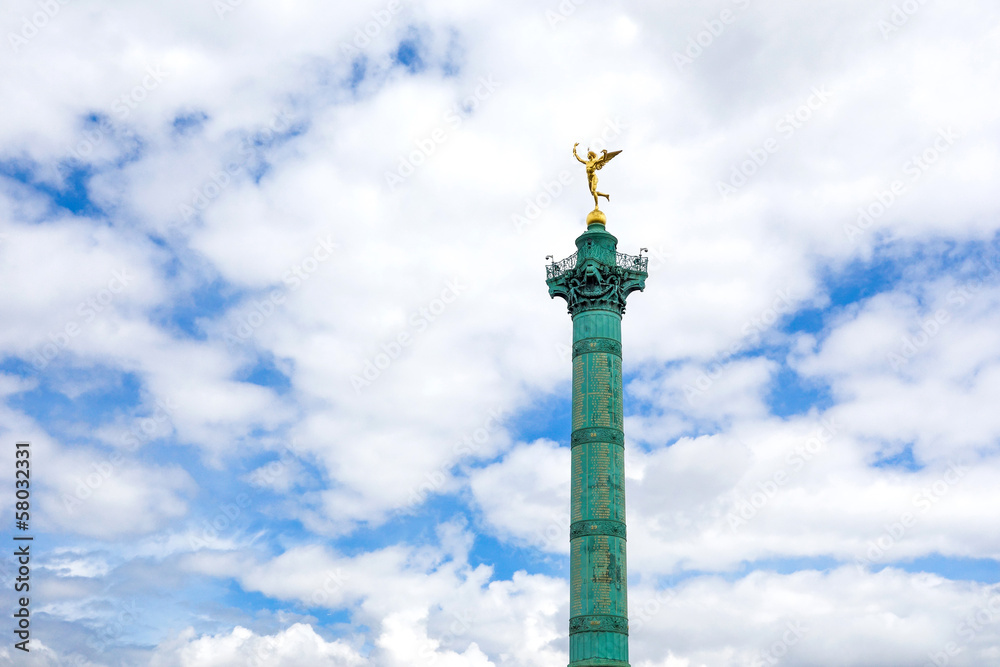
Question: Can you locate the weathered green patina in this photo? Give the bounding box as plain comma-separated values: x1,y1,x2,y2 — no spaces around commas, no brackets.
547,220,647,667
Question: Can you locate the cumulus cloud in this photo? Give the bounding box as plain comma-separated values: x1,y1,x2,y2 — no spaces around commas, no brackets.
149,623,366,667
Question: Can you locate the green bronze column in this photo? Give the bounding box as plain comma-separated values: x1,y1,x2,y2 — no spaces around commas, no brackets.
547,210,647,667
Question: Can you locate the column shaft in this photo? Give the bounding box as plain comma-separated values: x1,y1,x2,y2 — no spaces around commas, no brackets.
569,308,629,667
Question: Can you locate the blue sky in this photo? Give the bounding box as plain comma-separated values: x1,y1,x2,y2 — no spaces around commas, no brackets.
1,1,1000,665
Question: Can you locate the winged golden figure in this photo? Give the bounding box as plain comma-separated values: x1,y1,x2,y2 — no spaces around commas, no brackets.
574,143,622,210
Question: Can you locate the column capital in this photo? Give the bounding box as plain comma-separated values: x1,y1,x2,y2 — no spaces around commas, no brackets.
546,225,647,317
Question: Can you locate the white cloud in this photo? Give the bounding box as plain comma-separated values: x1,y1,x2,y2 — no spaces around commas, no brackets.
180,523,568,666
39,439,196,538
793,277,1000,462
469,439,570,552
150,623,366,667
630,568,1000,667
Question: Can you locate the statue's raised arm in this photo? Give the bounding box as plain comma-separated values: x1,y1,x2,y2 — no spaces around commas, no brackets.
572,142,587,165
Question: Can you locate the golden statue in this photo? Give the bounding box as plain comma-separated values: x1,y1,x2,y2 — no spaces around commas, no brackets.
574,143,622,211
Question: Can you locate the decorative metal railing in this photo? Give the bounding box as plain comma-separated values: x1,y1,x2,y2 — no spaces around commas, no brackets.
616,252,648,274
547,250,648,280
547,252,578,280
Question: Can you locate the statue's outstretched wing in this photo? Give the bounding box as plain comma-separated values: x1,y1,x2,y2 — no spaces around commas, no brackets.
594,149,622,170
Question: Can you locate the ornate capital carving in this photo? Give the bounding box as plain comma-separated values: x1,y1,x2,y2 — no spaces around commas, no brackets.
546,226,647,317
548,263,646,316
